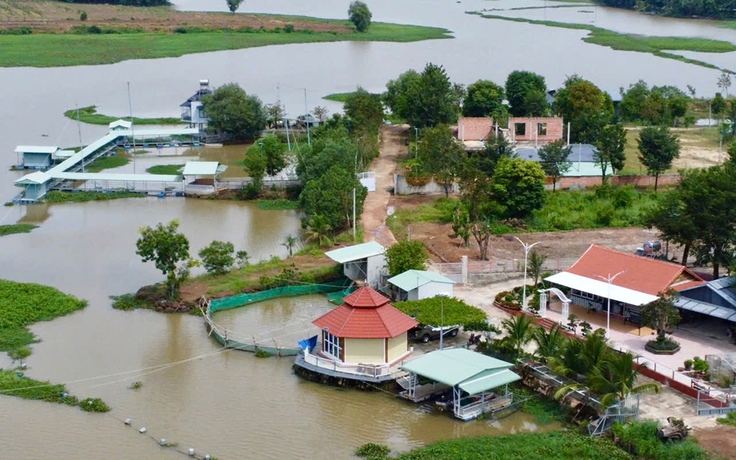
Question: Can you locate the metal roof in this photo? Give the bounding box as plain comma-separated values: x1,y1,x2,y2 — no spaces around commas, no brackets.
387,270,455,292
15,171,50,185
109,120,132,130
14,146,59,154
401,348,519,395
675,297,736,323
54,172,181,183
126,127,198,137
545,271,659,306
325,241,385,264
182,161,220,176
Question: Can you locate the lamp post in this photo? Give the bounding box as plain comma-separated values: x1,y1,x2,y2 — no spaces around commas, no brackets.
438,292,450,350
596,270,626,337
514,237,541,309
414,127,419,158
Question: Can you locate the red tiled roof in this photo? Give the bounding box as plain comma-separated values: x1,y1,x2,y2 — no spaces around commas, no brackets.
566,244,705,296
457,117,494,141
313,286,418,338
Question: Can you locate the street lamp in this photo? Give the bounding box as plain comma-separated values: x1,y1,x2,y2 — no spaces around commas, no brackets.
414,127,419,158
596,270,627,337
514,237,541,309
438,292,450,350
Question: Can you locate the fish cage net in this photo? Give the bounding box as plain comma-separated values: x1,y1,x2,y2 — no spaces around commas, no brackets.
706,354,736,385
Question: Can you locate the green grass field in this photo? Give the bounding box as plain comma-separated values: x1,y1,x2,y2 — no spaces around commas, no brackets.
0,21,452,67
146,164,183,175
474,14,734,71
85,155,129,172
64,106,180,126
44,191,145,203
0,224,37,237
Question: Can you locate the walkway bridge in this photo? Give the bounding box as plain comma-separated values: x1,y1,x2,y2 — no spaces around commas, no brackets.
13,125,199,203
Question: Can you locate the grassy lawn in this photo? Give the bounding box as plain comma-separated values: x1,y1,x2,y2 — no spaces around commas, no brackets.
473,14,734,71
146,164,183,175
387,198,457,240
0,224,37,237
85,155,129,172
0,21,452,67
620,127,722,175
64,106,180,126
44,191,146,203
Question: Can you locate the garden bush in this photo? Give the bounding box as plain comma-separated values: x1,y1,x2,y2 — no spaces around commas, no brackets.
612,421,710,460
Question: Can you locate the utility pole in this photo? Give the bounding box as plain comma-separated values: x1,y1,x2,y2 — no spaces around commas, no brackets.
352,187,356,241
76,104,84,173
127,82,136,174
304,88,311,147
596,270,627,337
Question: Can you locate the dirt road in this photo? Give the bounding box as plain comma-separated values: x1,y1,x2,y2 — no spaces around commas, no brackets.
360,125,408,247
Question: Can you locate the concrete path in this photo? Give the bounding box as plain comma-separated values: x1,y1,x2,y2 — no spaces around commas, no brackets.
360,125,405,247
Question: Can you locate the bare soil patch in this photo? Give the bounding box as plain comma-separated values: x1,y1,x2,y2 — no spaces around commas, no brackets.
0,0,350,33
693,425,736,459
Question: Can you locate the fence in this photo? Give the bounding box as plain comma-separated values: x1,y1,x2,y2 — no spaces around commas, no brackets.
433,257,578,284
394,174,460,196
218,178,302,190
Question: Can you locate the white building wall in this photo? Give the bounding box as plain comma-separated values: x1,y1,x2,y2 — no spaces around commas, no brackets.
366,254,387,288
418,282,454,300
407,289,419,301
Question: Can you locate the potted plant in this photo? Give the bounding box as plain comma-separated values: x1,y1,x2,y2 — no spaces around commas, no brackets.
684,359,693,371
580,321,593,337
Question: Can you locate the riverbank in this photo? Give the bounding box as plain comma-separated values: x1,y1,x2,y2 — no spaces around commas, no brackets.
0,223,37,236
64,106,180,126
0,1,452,67
471,13,735,72
44,191,146,204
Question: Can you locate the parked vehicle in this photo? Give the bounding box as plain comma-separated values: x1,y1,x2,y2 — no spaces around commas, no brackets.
410,325,460,343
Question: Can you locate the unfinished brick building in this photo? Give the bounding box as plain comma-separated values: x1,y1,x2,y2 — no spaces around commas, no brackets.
508,117,563,146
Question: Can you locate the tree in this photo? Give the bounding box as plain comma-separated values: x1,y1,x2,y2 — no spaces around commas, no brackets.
385,240,429,277
384,70,421,118
303,214,333,247
479,133,516,176
712,92,726,115
619,80,651,123
282,235,298,257
451,203,471,248
462,79,506,118
595,124,627,184
253,134,288,177
729,141,736,163
236,250,250,268
226,0,243,13
265,101,284,129
393,63,458,128
587,352,660,406
416,125,466,197
637,126,680,192
201,83,267,142
533,324,565,363
500,314,536,361
344,87,384,135
491,157,547,219
640,290,680,341
242,144,267,192
312,106,329,123
198,241,235,275
296,133,359,183
136,220,190,299
348,1,372,32
505,70,548,117
299,166,367,231
718,71,732,98
538,139,572,192
554,75,614,144
641,189,697,265
528,249,547,286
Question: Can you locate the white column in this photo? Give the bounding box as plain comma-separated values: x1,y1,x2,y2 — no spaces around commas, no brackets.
561,301,570,324
539,291,547,317
461,255,468,285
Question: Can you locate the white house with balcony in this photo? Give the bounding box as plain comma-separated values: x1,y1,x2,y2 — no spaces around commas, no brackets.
180,80,212,131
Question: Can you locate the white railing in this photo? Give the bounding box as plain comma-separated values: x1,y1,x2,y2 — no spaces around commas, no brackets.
303,352,408,379
456,394,513,420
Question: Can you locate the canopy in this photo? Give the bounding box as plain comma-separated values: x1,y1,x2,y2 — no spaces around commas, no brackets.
325,241,385,264
675,297,736,323
401,348,519,395
545,271,658,306
15,145,58,154
182,161,220,176
387,270,455,292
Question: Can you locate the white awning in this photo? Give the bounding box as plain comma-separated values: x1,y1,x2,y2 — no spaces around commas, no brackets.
15,145,58,154
182,161,220,176
545,271,658,306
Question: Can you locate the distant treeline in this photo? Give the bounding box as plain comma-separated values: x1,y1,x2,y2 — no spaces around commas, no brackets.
596,0,736,19
59,0,169,6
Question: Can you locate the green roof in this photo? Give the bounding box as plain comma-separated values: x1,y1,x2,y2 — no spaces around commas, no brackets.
401,348,520,395
325,241,385,264
387,269,454,292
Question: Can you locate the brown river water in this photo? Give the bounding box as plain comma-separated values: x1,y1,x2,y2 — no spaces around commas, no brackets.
0,0,732,457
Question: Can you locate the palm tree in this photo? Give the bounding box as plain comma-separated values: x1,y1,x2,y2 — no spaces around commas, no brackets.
533,324,565,363
581,328,610,373
548,337,586,380
588,351,660,406
500,314,536,361
282,235,298,257
303,215,333,247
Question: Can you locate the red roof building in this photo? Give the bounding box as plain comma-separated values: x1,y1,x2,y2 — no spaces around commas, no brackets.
312,286,418,364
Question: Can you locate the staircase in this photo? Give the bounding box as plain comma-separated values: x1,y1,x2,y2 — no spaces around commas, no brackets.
536,317,559,331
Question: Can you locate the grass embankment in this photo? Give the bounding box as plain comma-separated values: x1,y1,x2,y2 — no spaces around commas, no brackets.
472,13,735,71
0,20,451,67
0,279,87,359
255,198,299,210
85,155,129,172
0,224,37,236
146,164,183,175
64,106,180,126
388,188,660,238
322,92,355,103
44,191,145,203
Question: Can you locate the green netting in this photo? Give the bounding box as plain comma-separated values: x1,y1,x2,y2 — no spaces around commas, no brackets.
326,286,357,305
209,278,352,313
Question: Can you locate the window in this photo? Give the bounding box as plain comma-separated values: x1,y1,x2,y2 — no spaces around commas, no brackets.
537,123,547,136
322,330,342,361
514,123,526,136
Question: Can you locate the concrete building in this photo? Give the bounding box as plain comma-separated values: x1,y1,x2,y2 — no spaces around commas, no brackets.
14,146,58,170
387,269,455,301
508,117,563,146
516,143,605,178
182,161,227,193
180,79,212,131
456,117,494,151
325,242,386,289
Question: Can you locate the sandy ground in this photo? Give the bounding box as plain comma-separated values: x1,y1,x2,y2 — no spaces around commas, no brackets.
0,0,350,33
360,126,404,247
693,425,736,459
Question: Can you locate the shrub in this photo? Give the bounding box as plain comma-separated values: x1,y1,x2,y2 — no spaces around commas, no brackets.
255,349,272,358
199,241,235,275
385,240,428,277
80,11,88,21
80,398,111,413
285,24,294,33
693,356,709,373
356,443,389,459
595,203,615,226
237,183,260,200
393,297,486,327
612,420,710,460
612,185,635,209
494,291,521,310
